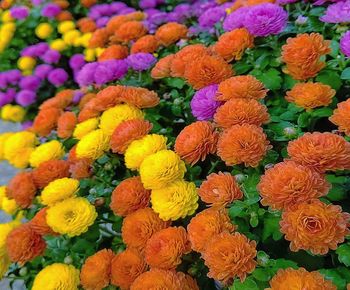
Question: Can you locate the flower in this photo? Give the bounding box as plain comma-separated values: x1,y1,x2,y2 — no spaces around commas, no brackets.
17,56,36,71
76,129,110,159
30,208,57,236
7,172,37,208
32,263,80,290
73,117,99,139
110,176,151,216
57,111,77,139
151,54,174,79
111,248,147,289
98,44,128,61
42,49,61,64
0,219,21,257
174,121,218,165
89,28,109,48
217,124,271,167
10,6,29,19
32,160,70,188
48,68,68,86
155,22,188,47
190,84,221,121
19,75,41,91
115,21,147,42
121,208,169,251
198,7,226,28
320,1,350,24
32,107,62,137
131,269,183,290
145,226,190,269
203,232,257,283
214,98,270,128
46,197,97,237
35,23,53,39
340,31,350,57
131,35,159,54
280,200,350,255
33,64,52,79
30,140,65,168
285,82,335,109
1,104,26,123
41,3,61,18
329,98,350,136
213,28,254,61
127,53,156,71
223,7,249,31
199,172,243,207
6,224,46,264
69,54,85,70
15,90,36,106
0,132,13,160
267,268,337,290
258,161,330,210
287,132,350,172
80,249,115,290
41,178,79,206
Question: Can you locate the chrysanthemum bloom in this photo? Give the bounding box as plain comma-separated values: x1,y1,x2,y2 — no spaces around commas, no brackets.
32,160,70,189
110,176,151,217
39,89,74,111
145,226,190,269
258,161,330,211
151,54,175,79
213,28,254,62
115,21,147,43
177,272,200,290
0,133,13,160
89,28,109,48
46,197,97,237
127,53,157,71
287,132,350,172
67,146,92,180
121,208,169,251
184,55,233,90
81,249,115,290
203,232,256,283
267,268,337,290
151,180,199,221
111,248,147,289
73,117,99,140
281,33,331,80
32,263,80,290
110,119,153,154
286,82,335,110
118,86,160,109
105,15,129,35
214,98,269,129
29,140,65,168
98,45,129,61
32,107,62,137
329,99,350,136
131,35,159,54
0,219,21,257
30,208,57,236
155,22,188,47
76,129,110,160
175,121,218,165
140,150,187,190
198,172,243,207
57,111,77,139
320,1,350,24
6,172,37,208
41,178,79,206
77,17,97,33
6,224,46,265
217,124,271,167
340,31,350,57
130,269,182,290
188,208,235,253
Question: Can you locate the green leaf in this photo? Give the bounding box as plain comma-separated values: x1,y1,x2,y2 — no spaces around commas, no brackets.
319,269,347,289
254,68,282,90
297,112,311,128
316,70,342,90
229,202,246,218
230,277,259,290
164,77,185,89
311,107,333,118
341,68,350,80
273,259,298,270
233,62,253,74
336,244,350,266
252,268,272,282
262,213,282,241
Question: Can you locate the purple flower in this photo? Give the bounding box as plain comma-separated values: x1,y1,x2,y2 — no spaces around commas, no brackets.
41,49,61,64
0,89,16,107
295,15,308,25
198,7,226,28
10,6,29,20
190,84,221,121
127,53,156,71
223,7,249,31
16,90,36,106
140,0,157,9
21,121,33,130
243,4,288,37
94,63,115,85
110,3,127,13
119,7,136,15
34,64,53,79
69,54,86,71
22,43,50,57
47,68,68,87
41,3,61,18
109,59,128,79
77,63,99,87
19,76,41,91
0,74,7,89
5,70,22,85
72,90,84,104
96,17,110,28
320,1,350,24
340,31,350,57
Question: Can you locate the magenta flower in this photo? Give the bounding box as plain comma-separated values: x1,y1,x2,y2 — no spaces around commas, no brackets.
10,6,29,20
126,53,156,71
34,64,53,79
48,68,68,87
19,76,41,91
41,49,61,64
69,54,86,71
340,31,350,57
16,90,36,106
320,1,350,23
41,3,61,18
198,7,226,28
223,7,249,31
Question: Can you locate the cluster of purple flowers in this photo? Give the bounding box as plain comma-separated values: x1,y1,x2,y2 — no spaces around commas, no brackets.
21,43,60,64
320,0,350,24
10,6,29,20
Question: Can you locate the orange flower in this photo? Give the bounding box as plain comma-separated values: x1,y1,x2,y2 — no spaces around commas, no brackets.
151,54,175,79
187,208,235,253
40,89,74,110
54,0,69,8
286,82,335,110
281,33,331,80
184,55,233,90
89,28,110,48
130,269,182,290
145,226,190,269
106,15,129,35
32,107,62,137
177,272,200,290
56,11,73,21
7,172,37,208
217,124,271,167
121,208,169,251
203,232,257,283
57,111,77,139
131,35,159,54
329,98,350,136
77,17,96,33
174,121,218,165
267,268,337,290
258,161,330,211
32,160,70,188
115,21,147,43
98,44,128,61
110,176,151,217
30,208,57,236
67,146,92,179
287,132,350,172
198,172,243,207
213,28,254,62
118,86,160,109
80,249,115,290
110,119,153,154
280,200,350,255
214,98,269,128
217,75,268,101
155,22,188,47
111,248,147,290
81,0,97,8
6,224,46,265
79,93,96,110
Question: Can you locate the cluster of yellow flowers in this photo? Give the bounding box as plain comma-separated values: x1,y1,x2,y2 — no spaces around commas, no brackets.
0,10,15,52
0,104,26,122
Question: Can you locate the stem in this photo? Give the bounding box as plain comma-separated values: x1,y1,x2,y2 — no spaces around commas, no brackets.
208,160,220,174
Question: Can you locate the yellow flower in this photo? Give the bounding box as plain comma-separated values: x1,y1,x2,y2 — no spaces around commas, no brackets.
100,104,144,136
2,22,16,33
35,23,53,39
73,117,99,140
0,253,10,279
124,134,167,170
50,39,67,51
63,30,81,45
0,132,13,160
41,178,79,206
95,47,105,57
84,48,96,62
151,180,199,221
1,104,25,122
76,129,109,160
80,33,92,48
32,263,80,290
46,197,97,237
58,20,75,34
0,186,5,206
0,219,20,256
1,196,18,215
140,150,187,190
17,56,36,71
2,10,13,22
29,140,65,168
